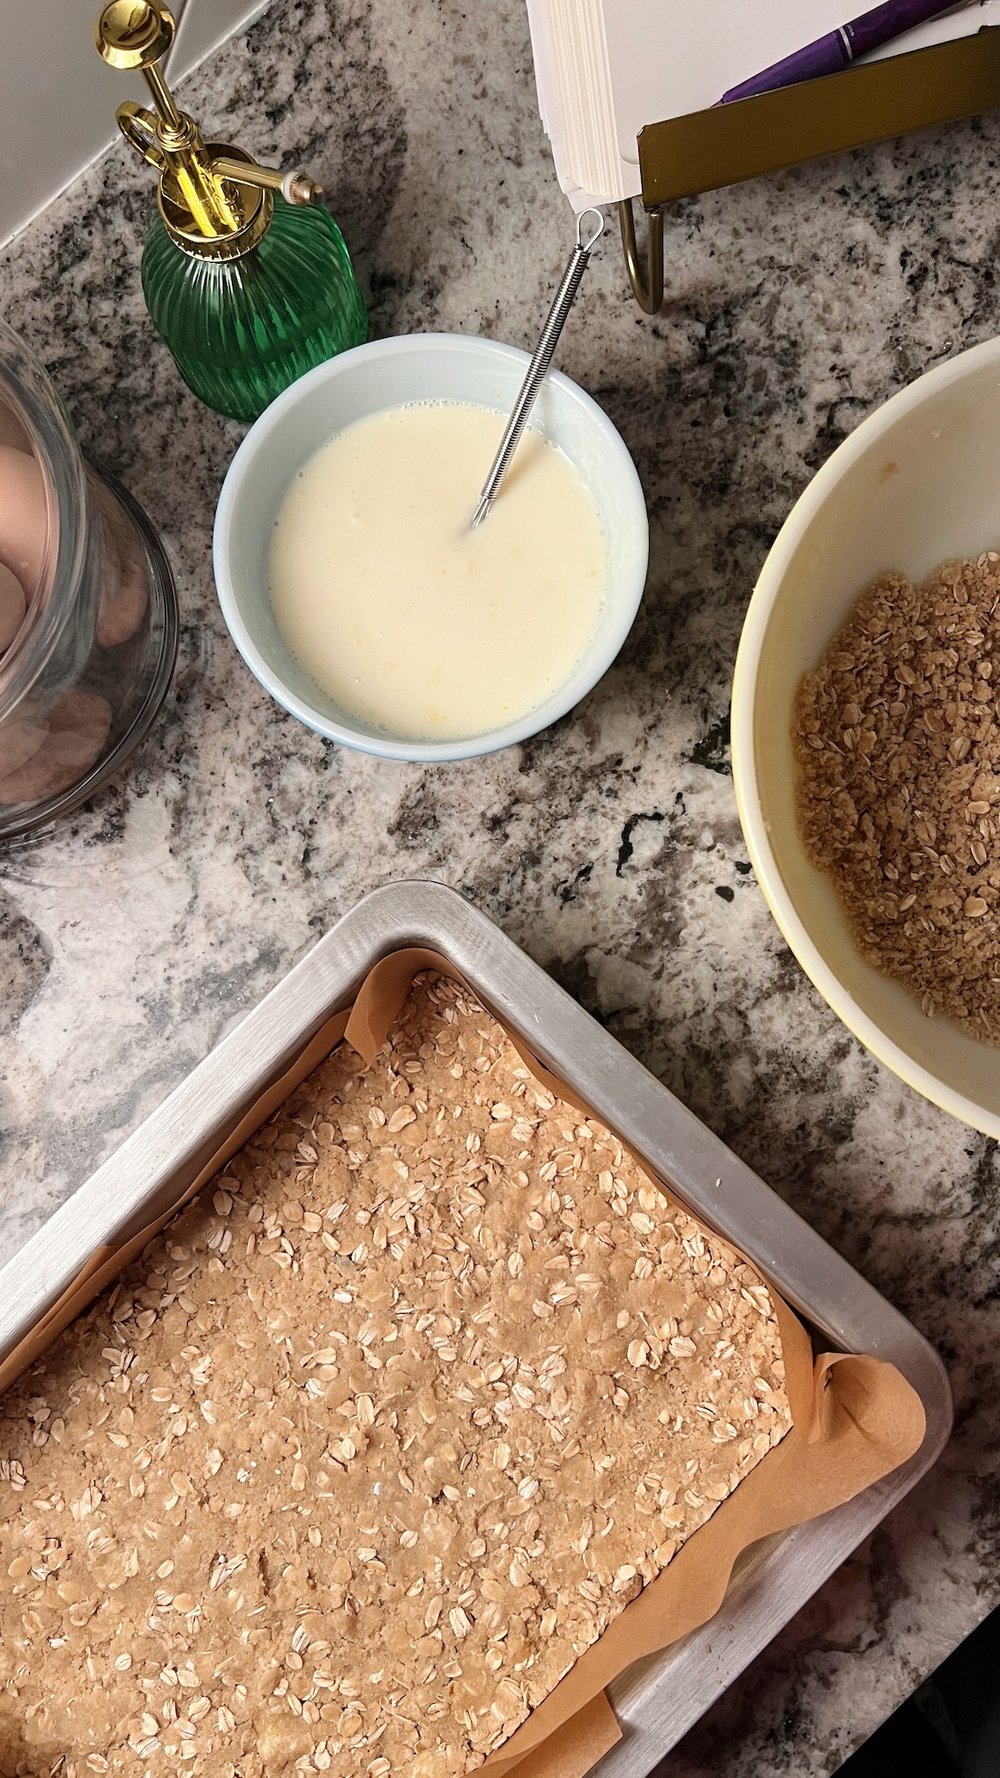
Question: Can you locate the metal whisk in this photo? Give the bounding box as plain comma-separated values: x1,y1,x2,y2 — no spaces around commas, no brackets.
471,207,605,530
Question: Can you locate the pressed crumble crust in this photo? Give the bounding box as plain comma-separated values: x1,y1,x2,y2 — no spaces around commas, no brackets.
0,974,790,1778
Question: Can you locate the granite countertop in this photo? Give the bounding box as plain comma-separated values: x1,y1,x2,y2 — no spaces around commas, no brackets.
1,1,998,1773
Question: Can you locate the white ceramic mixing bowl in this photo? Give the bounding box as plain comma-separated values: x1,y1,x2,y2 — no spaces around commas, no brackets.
733,336,1000,1137
213,333,648,763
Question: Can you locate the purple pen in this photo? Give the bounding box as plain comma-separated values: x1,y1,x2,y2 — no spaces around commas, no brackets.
721,0,968,103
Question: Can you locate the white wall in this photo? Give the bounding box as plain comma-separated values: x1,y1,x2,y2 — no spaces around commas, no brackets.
0,0,272,247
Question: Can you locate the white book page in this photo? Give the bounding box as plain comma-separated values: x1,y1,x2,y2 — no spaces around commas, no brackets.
595,0,999,201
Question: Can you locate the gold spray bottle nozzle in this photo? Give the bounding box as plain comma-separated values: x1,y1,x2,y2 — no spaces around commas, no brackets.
94,2,323,259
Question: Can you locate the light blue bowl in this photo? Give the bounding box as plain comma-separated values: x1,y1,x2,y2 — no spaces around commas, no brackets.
213,333,648,763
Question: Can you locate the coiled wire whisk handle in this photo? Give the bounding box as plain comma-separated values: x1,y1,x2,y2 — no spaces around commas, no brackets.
471,208,605,529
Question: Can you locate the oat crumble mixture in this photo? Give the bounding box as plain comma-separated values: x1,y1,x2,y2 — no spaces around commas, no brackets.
794,552,1000,1042
0,974,790,1778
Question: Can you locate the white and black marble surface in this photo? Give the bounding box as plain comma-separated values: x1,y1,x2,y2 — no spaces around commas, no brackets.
2,3,1000,1773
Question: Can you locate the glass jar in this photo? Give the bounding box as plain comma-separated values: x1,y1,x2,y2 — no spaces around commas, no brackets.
0,320,177,841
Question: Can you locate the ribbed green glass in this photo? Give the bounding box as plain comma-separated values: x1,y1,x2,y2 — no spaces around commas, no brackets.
141,197,368,423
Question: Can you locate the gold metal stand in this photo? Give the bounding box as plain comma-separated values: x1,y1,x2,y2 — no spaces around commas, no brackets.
617,201,664,316
620,26,1000,314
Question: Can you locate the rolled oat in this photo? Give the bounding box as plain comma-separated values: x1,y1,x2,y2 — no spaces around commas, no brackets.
794,552,1000,1042
0,975,789,1777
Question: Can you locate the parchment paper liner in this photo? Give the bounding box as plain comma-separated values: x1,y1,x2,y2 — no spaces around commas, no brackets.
0,949,928,1778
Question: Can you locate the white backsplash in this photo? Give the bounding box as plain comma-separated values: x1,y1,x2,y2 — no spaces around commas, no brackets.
0,0,272,248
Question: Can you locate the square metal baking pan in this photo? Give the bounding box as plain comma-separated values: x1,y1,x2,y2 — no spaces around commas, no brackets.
0,880,952,1774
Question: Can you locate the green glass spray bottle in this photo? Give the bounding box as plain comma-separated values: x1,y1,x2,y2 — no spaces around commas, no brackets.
94,1,367,423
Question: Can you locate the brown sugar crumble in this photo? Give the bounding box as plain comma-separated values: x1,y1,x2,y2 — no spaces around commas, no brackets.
794,552,1000,1043
0,975,789,1778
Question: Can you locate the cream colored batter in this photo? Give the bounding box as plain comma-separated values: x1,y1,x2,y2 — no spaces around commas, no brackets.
268,402,607,740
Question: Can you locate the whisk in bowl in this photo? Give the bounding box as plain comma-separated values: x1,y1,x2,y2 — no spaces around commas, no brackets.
471,207,605,531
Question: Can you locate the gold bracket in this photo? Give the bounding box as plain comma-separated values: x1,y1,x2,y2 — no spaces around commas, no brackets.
636,26,1000,209
617,200,664,317
621,25,1000,315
